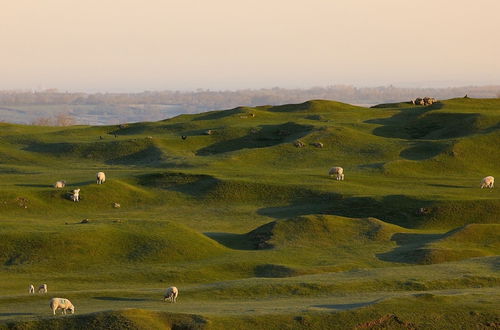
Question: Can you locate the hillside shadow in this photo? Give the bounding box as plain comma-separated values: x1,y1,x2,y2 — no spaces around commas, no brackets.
357,162,385,170
312,299,382,310
258,194,431,228
399,141,448,160
0,313,33,316
369,102,486,140
92,296,149,302
196,122,313,155
376,232,445,264
427,183,470,188
366,104,439,138
137,172,218,197
204,232,255,250
106,145,165,166
15,184,52,188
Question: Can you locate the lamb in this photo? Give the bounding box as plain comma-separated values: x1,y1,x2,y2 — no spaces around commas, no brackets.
54,181,66,188
38,283,47,294
29,284,35,294
329,166,344,180
49,297,75,315
71,189,80,202
480,176,494,189
163,286,178,303
96,172,106,184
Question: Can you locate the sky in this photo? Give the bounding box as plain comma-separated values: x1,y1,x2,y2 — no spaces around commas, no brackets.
1,0,500,92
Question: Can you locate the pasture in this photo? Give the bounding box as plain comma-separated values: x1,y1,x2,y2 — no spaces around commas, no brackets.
0,98,499,329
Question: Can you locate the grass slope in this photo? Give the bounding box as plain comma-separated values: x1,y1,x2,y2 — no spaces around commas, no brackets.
0,98,498,328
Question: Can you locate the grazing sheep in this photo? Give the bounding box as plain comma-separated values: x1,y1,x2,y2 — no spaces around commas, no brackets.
312,142,324,148
163,286,178,303
38,284,47,294
480,176,494,189
414,98,424,105
205,129,214,135
49,297,75,315
294,140,305,148
96,172,106,184
29,284,35,294
329,167,344,180
71,189,80,202
181,135,187,140
423,97,437,105
54,181,66,188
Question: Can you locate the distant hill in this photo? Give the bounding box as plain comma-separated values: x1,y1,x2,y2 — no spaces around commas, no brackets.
1,85,500,124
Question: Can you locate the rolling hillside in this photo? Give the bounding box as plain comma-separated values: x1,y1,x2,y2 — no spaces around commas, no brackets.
0,98,498,329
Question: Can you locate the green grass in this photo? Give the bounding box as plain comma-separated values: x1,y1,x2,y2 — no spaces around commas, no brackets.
0,98,499,328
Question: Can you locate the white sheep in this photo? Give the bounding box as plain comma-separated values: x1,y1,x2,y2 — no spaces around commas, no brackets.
29,284,35,294
163,286,178,303
96,172,106,184
71,189,80,202
329,166,344,180
480,176,494,189
49,297,75,315
38,283,47,294
54,181,66,188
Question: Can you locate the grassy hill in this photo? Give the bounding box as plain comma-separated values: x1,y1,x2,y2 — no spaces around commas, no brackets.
0,98,498,328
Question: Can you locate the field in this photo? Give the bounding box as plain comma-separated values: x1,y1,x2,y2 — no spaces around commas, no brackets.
0,98,499,329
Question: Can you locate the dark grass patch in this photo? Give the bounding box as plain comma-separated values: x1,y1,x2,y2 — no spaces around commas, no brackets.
399,141,449,160
254,264,298,278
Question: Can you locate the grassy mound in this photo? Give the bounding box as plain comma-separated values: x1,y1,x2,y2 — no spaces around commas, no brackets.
196,122,314,155
0,221,226,270
265,99,363,113
415,224,500,264
138,172,339,204
247,215,404,250
419,200,500,229
379,224,499,264
24,139,164,165
0,309,208,330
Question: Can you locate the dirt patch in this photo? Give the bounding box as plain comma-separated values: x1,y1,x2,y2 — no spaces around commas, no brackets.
355,314,416,329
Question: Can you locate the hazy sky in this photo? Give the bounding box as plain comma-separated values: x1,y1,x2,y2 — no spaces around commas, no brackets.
1,0,499,92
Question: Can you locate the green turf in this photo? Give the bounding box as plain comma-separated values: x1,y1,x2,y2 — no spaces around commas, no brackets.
0,98,498,328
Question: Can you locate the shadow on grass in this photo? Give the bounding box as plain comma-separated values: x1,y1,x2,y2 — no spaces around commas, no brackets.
0,313,33,316
312,299,383,310
92,296,149,302
368,102,485,140
204,232,255,250
196,122,313,155
399,141,448,160
15,184,52,188
258,194,432,228
427,183,471,188
376,232,445,264
366,104,438,139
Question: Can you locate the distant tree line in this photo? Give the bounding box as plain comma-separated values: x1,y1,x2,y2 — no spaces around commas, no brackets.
1,85,499,111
